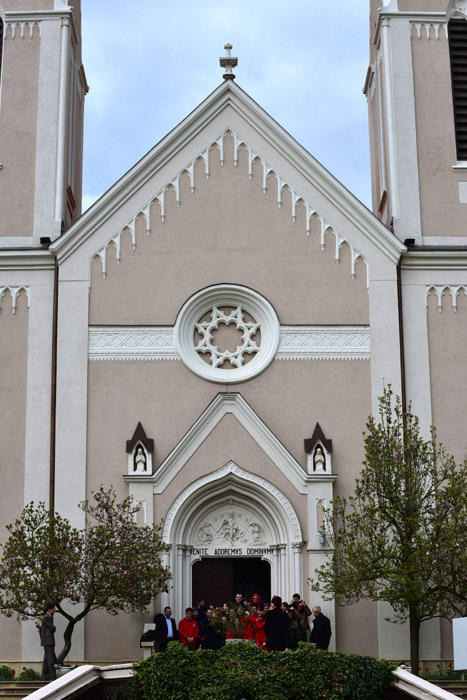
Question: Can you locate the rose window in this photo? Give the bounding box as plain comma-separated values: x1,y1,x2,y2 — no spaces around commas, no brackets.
174,285,280,383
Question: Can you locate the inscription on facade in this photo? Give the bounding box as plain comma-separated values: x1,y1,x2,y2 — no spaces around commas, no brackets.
188,547,274,556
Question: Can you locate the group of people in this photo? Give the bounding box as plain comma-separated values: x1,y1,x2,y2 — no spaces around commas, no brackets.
152,593,332,653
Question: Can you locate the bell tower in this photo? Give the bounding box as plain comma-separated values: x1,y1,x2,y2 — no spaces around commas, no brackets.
0,0,87,245
365,0,467,245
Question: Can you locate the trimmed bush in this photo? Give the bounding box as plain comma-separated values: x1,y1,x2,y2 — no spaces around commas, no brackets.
130,642,395,700
17,667,41,681
0,665,14,681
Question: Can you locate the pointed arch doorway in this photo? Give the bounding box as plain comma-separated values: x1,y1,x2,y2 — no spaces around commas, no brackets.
161,461,304,619
192,557,271,606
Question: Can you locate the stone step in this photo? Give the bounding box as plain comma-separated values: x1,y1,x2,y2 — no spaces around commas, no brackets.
430,680,467,698
0,682,48,700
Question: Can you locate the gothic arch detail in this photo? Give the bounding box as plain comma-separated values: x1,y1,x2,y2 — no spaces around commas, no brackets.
426,284,467,312
0,286,30,314
162,460,303,544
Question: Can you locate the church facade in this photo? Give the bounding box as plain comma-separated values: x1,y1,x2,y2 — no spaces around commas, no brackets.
1,0,466,664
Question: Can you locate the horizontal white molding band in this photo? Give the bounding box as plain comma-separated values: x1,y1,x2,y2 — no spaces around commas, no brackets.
88,325,370,361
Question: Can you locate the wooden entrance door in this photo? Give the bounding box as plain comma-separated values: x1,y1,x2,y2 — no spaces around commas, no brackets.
192,558,271,607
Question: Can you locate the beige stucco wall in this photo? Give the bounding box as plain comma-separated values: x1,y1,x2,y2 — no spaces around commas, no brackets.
427,291,467,463
83,127,374,659
89,134,369,326
336,598,379,657
85,353,372,658
411,29,467,237
0,291,28,660
4,1,54,9
86,358,371,493
398,0,445,11
0,28,40,237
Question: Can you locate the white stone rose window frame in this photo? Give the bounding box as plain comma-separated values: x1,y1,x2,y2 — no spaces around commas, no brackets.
174,284,280,383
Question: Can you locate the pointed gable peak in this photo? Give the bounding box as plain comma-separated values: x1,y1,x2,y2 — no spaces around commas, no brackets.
126,422,154,454
304,423,333,455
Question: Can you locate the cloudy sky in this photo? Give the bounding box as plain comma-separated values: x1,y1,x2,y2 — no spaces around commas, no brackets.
81,1,373,212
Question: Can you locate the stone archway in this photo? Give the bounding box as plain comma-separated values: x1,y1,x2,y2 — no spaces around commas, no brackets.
161,461,304,618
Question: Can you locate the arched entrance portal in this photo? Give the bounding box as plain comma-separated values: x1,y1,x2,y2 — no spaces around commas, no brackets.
192,557,271,606
161,462,304,619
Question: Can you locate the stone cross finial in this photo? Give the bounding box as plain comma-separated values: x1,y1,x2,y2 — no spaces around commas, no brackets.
220,43,238,80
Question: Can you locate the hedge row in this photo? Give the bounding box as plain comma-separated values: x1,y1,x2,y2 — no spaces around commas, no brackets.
129,642,395,700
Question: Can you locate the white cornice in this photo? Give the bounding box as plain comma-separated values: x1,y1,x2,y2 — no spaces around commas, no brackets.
5,9,72,20
151,392,307,495
401,250,467,270
51,81,405,267
0,250,55,270
373,11,446,46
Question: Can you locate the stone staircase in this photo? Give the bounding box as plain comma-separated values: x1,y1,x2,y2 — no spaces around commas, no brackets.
0,682,48,699
431,680,467,699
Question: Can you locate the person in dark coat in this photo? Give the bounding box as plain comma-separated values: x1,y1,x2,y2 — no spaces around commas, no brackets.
310,606,332,650
200,609,225,650
153,606,179,651
265,596,289,651
40,603,56,681
285,608,301,650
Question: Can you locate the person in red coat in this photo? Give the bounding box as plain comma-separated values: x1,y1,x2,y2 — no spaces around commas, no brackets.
178,608,199,649
254,610,267,649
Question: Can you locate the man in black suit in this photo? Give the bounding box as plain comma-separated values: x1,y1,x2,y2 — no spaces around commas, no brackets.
264,596,289,651
40,603,57,681
153,606,178,651
310,605,332,650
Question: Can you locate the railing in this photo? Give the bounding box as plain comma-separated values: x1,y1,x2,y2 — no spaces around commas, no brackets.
392,668,460,699
25,664,133,699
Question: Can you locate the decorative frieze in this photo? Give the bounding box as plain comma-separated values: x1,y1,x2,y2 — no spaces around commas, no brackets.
411,22,448,40
0,286,30,314
277,326,370,360
426,285,467,312
90,128,368,287
6,21,40,39
88,327,177,360
89,325,370,361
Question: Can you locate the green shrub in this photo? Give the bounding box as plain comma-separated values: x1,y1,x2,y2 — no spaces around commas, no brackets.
0,665,14,681
129,642,395,700
17,667,41,681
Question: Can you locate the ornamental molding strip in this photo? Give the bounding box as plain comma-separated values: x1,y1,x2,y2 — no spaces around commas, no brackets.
89,325,370,361
411,21,448,40
88,327,177,360
277,326,370,360
0,286,30,314
426,284,467,312
89,127,368,287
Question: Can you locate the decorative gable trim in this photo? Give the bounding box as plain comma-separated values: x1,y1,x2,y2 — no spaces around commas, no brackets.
151,392,307,495
88,127,369,288
52,81,405,269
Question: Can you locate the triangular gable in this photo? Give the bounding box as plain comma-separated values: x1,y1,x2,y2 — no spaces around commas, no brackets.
304,423,333,454
152,392,308,495
51,80,405,272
